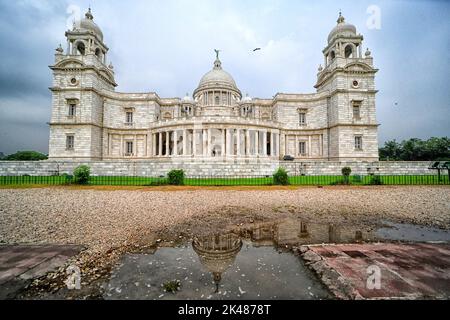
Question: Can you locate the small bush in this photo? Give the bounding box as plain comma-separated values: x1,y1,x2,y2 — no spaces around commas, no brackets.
273,167,289,185
167,169,185,185
73,165,90,184
341,167,352,176
341,167,352,185
368,175,383,185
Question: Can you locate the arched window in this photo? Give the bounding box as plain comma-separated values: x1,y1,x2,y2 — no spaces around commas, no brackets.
76,42,85,55
330,50,336,60
95,48,101,58
345,45,353,58
215,96,220,105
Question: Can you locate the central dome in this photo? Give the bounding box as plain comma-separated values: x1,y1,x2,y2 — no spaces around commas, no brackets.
195,56,240,94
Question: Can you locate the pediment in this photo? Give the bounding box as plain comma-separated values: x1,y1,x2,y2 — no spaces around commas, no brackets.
54,59,85,69
344,62,373,72
99,68,114,82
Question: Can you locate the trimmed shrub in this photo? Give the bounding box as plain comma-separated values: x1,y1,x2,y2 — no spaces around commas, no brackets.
341,167,352,176
368,175,383,185
167,169,185,185
341,167,352,185
273,167,289,185
73,165,90,185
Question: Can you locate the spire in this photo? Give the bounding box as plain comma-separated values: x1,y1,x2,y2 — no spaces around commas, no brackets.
85,7,94,20
337,10,345,24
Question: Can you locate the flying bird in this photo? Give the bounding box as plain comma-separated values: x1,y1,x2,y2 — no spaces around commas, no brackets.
253,48,261,52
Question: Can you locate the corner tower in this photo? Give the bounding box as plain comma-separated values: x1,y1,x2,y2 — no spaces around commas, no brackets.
315,12,379,161
48,8,117,160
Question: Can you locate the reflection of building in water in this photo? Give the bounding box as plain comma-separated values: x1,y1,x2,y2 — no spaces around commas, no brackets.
247,219,374,246
193,233,242,292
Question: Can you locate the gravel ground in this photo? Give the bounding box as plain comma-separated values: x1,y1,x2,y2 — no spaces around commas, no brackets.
1,185,449,298
1,186,449,252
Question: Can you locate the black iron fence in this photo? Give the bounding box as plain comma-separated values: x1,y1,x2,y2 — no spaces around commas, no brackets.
0,174,449,186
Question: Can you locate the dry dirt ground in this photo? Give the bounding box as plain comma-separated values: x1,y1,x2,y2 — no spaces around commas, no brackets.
0,185,449,298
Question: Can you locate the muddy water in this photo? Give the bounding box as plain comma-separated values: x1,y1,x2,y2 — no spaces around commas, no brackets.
103,218,450,300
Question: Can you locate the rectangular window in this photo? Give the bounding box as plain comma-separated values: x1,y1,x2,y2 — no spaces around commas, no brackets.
299,113,306,126
68,104,76,117
353,105,361,119
126,141,133,155
66,135,74,150
355,136,363,150
299,141,306,155
126,112,133,124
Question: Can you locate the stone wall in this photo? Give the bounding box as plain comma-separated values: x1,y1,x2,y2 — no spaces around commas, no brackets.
0,160,436,177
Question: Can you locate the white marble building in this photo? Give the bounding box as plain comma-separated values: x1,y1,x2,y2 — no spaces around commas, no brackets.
48,9,379,162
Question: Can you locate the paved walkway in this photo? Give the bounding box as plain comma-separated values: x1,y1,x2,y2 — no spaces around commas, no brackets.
302,243,450,299
0,245,83,299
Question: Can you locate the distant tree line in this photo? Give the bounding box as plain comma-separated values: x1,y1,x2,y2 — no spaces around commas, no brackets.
0,151,48,161
379,137,450,161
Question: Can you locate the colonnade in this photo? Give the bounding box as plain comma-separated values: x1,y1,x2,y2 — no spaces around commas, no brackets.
152,128,279,158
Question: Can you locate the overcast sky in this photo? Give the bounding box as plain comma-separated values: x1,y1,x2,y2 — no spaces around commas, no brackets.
0,0,449,155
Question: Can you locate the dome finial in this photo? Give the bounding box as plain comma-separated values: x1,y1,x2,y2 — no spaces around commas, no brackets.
213,49,222,70
337,10,345,24
85,7,94,20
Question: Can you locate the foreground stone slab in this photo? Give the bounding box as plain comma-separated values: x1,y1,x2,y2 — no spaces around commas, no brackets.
0,245,83,299
300,243,450,299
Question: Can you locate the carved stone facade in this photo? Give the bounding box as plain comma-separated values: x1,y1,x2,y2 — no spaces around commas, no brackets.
48,9,379,162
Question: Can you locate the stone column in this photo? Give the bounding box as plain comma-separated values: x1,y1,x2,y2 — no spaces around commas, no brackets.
254,131,259,155
226,129,232,156
193,129,197,156
173,130,178,156
202,129,207,156
152,134,155,156
245,130,250,156
295,135,299,156
236,129,241,156
166,131,170,156
158,133,163,157
262,130,267,156
270,132,274,157
183,129,188,156
221,129,226,157
134,135,137,156
207,128,212,157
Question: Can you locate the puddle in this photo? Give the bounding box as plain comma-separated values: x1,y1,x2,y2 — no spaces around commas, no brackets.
376,221,450,243
103,218,450,300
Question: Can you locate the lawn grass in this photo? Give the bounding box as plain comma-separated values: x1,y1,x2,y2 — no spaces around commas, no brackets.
0,175,448,187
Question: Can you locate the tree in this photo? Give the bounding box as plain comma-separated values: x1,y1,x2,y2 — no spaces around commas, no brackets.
3,151,48,161
379,140,402,161
379,137,449,161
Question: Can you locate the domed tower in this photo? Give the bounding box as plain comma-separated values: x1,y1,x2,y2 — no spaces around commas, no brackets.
193,233,242,293
193,51,242,117
48,8,116,160
315,12,379,161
